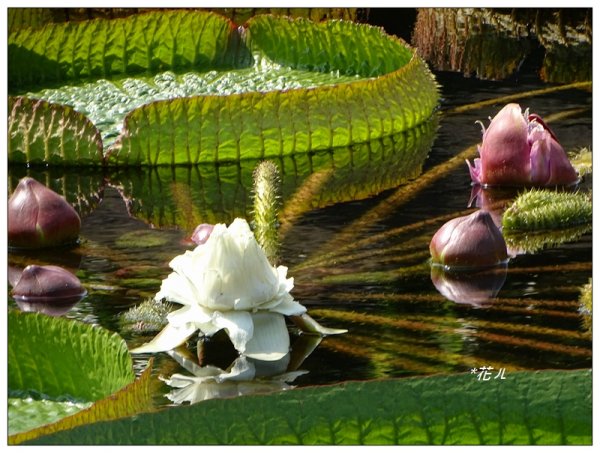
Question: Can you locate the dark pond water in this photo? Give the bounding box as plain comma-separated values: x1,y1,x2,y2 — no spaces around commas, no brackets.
7,71,592,406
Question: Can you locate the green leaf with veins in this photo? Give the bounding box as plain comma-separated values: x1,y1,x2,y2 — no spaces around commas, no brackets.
8,96,104,165
9,11,439,165
27,369,591,445
8,311,134,401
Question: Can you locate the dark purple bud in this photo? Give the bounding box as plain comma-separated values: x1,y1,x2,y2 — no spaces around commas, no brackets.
430,210,508,269
12,265,86,302
191,223,214,245
8,177,81,249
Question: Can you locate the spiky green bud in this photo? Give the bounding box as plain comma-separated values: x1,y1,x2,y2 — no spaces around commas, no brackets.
502,189,592,232
252,160,282,265
119,298,172,333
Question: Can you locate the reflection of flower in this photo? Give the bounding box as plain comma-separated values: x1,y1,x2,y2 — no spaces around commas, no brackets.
161,355,307,405
8,177,81,249
430,210,508,269
431,264,507,308
466,104,579,187
131,218,307,360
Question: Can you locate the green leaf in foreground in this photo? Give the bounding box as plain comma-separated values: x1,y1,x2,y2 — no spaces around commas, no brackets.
10,360,154,445
8,310,135,401
502,189,592,232
29,369,591,445
8,96,104,166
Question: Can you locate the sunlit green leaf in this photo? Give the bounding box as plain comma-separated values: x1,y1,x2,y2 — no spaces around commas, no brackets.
8,310,135,401
8,96,104,166
8,11,242,88
10,360,154,445
8,8,55,33
106,52,438,164
8,397,92,436
9,11,439,165
27,369,591,445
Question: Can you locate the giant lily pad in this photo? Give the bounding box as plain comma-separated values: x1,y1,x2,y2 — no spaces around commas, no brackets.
8,10,439,165
8,96,104,166
25,369,591,445
8,310,137,436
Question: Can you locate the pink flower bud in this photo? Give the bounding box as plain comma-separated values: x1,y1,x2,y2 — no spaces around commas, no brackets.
190,223,214,245
11,264,87,309
467,104,579,187
8,177,81,249
430,210,508,269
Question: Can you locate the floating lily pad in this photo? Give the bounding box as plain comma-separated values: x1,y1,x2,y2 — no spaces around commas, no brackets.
25,369,592,445
115,230,171,248
8,310,137,439
8,96,104,166
8,397,92,436
9,10,439,165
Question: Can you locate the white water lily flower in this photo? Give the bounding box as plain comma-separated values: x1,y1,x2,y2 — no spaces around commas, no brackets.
131,218,307,360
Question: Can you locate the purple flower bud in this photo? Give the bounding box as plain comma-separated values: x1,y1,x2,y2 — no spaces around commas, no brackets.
430,210,508,269
190,223,214,245
466,104,579,187
8,177,81,249
11,265,86,301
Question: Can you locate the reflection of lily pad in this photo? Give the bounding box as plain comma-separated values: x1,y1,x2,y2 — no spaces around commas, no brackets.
9,11,439,165
115,230,171,248
413,8,591,83
109,118,437,228
7,166,105,218
504,224,592,255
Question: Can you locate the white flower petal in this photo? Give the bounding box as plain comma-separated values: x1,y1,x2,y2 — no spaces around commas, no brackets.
141,218,318,357
290,313,348,335
244,312,290,361
130,322,197,354
166,304,212,327
211,310,254,355
155,271,198,306
266,293,307,316
277,266,295,292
